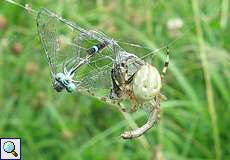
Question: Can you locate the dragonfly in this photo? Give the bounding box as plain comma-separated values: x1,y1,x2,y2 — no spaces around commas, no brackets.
37,8,116,95
37,8,170,139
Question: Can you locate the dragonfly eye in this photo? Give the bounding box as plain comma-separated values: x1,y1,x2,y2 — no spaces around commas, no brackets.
55,73,65,82
54,81,64,92
66,83,76,92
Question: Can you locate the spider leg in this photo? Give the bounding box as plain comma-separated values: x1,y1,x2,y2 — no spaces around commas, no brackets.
155,96,161,122
121,100,159,139
159,93,167,101
130,104,138,112
120,103,138,113
118,102,129,112
160,46,170,79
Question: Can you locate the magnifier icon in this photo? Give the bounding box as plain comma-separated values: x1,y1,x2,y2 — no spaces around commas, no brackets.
3,141,18,157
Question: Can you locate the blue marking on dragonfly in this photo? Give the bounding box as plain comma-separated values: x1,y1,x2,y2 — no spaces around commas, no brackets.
86,41,110,55
53,41,110,93
55,73,76,92
37,8,112,93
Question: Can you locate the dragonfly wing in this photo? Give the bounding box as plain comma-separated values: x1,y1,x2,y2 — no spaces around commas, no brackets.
37,8,88,85
37,8,121,97
37,9,58,83
76,64,113,100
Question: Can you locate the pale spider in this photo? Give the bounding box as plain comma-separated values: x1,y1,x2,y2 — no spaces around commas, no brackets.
110,46,170,139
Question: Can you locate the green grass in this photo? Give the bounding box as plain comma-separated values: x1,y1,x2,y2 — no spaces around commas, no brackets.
0,0,229,159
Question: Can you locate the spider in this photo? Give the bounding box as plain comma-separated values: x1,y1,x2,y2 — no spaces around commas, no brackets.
110,47,170,139
37,8,170,139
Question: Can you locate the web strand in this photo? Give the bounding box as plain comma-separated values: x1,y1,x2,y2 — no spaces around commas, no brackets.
4,0,196,91
4,0,194,55
4,0,37,13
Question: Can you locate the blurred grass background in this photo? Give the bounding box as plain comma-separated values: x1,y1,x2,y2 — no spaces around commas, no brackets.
0,0,229,159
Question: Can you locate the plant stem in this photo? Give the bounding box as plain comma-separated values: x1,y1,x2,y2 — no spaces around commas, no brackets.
192,1,221,159
116,105,150,149
220,0,229,30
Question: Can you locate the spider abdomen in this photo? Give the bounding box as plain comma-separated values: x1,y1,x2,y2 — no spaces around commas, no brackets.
133,64,161,101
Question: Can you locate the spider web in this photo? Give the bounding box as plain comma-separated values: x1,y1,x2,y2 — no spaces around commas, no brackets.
37,8,127,99
36,8,188,103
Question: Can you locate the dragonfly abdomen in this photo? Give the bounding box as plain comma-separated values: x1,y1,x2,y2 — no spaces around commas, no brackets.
87,41,109,55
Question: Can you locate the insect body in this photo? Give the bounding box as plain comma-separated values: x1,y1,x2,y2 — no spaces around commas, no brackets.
37,8,170,139
37,8,112,93
54,72,76,92
50,41,109,93
86,41,109,55
110,48,170,139
110,51,144,104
